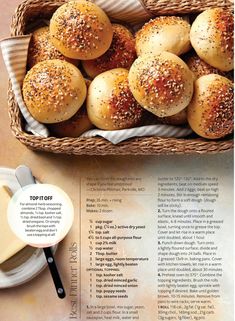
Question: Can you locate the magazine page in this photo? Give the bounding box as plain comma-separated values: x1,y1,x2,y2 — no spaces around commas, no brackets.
0,153,233,321
0,0,233,321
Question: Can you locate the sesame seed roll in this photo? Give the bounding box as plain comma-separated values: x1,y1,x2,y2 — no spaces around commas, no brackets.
190,8,234,72
87,68,144,130
128,52,194,117
27,26,77,69
156,109,188,126
50,0,113,60
135,16,191,57
23,59,87,124
49,106,93,137
82,24,136,78
187,74,234,139
185,52,234,81
48,78,93,137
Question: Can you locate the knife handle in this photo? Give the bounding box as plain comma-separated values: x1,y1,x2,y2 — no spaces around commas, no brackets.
15,165,36,186
15,165,66,299
43,247,66,299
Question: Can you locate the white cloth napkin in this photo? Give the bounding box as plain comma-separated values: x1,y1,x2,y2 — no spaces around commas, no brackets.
92,0,153,24
81,125,193,144
1,36,49,137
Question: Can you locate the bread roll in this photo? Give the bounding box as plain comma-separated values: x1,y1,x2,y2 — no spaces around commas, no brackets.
187,74,233,139
157,109,188,126
136,16,191,57
49,106,93,137
190,8,234,71
50,0,113,60
87,68,144,130
49,78,92,136
82,24,136,78
185,52,234,81
23,59,87,123
128,52,194,117
28,26,77,68
142,109,188,126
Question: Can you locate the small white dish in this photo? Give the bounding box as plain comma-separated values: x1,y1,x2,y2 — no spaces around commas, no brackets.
0,167,57,288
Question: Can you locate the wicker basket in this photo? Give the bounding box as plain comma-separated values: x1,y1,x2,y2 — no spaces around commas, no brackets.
8,0,234,155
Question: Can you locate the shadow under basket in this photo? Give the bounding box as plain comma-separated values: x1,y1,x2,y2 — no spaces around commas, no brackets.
8,0,234,156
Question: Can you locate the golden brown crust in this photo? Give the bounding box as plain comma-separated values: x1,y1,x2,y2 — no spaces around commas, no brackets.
82,24,136,78
137,16,188,37
185,52,234,81
50,0,113,60
157,109,188,125
187,74,234,139
87,68,144,130
136,16,191,56
23,59,87,123
190,9,234,71
107,78,143,129
138,60,185,106
202,83,233,138
27,26,77,69
128,52,194,117
49,77,92,136
215,9,234,61
49,106,93,137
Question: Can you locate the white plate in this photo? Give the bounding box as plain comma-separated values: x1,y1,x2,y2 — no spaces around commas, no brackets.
0,167,57,288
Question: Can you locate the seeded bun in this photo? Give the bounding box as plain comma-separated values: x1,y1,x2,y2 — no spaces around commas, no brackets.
185,52,234,81
27,26,77,69
23,59,87,123
187,74,234,139
50,0,113,60
87,68,144,130
136,16,191,57
49,106,93,137
82,24,136,78
49,79,92,136
190,8,234,71
157,109,188,126
128,52,194,117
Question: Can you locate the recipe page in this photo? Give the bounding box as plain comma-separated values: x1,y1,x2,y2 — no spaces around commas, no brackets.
65,155,233,321
0,153,233,321
0,1,233,319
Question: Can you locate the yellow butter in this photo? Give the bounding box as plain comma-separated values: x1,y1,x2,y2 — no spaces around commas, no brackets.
0,186,26,264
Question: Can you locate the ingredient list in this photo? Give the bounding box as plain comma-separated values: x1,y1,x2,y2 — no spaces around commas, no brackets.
78,175,230,321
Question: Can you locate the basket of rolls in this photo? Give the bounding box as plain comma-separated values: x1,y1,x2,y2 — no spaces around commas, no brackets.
3,0,234,155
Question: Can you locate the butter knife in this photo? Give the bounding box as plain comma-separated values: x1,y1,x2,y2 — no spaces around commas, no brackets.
15,165,66,299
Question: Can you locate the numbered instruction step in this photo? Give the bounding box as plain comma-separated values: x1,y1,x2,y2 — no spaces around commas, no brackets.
79,175,229,321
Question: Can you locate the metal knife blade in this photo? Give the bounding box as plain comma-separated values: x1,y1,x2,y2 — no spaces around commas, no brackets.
15,165,66,299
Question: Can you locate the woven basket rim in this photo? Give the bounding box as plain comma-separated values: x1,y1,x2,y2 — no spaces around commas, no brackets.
7,0,234,155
